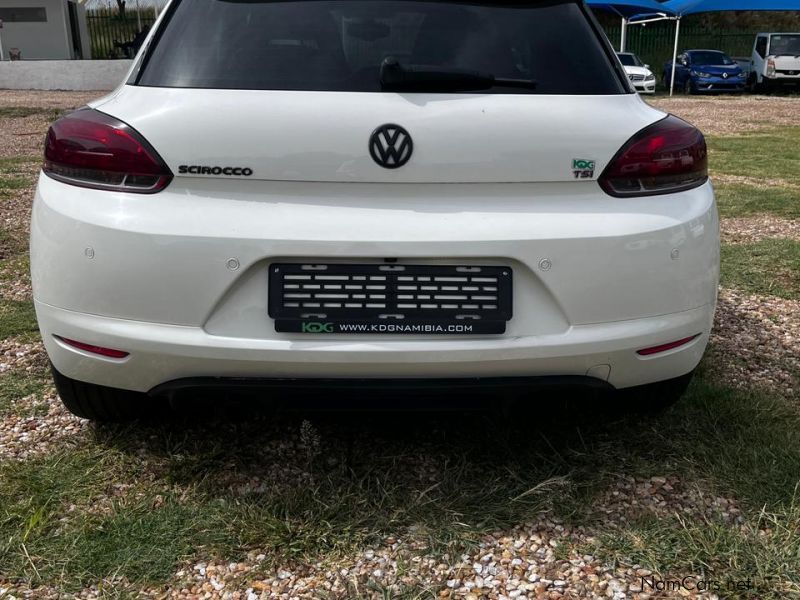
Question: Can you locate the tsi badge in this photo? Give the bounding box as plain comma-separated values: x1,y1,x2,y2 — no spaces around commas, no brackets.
302,322,334,334
572,158,596,179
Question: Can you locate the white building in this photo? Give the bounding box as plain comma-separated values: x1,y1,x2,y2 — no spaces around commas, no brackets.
0,0,90,60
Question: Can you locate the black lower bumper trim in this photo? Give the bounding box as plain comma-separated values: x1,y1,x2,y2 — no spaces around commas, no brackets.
149,375,614,398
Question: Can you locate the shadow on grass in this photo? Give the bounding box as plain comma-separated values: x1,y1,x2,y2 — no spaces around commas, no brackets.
91,370,800,553
92,385,620,550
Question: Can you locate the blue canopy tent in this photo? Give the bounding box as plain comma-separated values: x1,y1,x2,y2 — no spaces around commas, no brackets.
656,0,800,94
587,0,676,52
666,0,800,13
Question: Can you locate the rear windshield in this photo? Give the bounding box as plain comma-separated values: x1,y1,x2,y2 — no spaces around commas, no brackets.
136,0,625,94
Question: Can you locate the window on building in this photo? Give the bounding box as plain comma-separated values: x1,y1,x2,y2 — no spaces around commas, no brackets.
0,7,48,22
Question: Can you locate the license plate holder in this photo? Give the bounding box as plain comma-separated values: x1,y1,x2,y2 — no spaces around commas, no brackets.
269,263,512,334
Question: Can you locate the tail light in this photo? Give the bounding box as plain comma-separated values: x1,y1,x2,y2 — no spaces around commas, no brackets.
44,108,172,193
599,115,708,198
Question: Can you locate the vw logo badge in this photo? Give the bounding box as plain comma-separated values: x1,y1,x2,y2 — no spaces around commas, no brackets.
369,124,413,169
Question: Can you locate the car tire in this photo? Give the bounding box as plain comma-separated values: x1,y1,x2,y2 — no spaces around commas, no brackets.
747,73,758,93
684,79,694,95
52,365,163,422
615,371,694,414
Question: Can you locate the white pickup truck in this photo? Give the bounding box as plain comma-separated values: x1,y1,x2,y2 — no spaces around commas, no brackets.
749,33,800,91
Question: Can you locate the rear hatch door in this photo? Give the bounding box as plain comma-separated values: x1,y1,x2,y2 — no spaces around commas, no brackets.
95,88,663,184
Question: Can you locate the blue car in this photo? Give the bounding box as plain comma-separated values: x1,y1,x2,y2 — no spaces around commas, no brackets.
664,50,747,94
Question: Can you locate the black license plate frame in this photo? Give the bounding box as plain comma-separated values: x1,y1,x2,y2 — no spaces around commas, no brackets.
268,263,513,335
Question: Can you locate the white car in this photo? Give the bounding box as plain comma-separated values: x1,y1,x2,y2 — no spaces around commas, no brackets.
31,0,719,421
617,52,657,94
750,33,800,92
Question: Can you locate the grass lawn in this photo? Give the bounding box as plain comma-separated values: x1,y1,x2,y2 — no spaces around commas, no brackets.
0,94,797,598
0,107,63,121
714,183,800,219
721,239,800,300
709,128,800,220
0,157,40,196
707,128,800,187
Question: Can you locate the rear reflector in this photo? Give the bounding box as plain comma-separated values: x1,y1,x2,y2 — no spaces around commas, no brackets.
599,115,708,198
44,108,172,194
637,334,701,356
54,336,129,359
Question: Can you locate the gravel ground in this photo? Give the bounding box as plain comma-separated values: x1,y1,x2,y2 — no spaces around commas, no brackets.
0,116,54,159
0,472,749,600
145,475,747,600
0,264,31,302
0,337,45,377
0,91,104,110
1,183,37,262
0,339,73,462
721,215,800,245
0,91,100,159
0,475,760,600
0,391,81,462
648,95,800,136
712,174,800,191
710,289,799,397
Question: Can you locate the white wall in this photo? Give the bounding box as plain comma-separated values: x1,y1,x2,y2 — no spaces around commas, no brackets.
0,59,132,89
0,0,72,59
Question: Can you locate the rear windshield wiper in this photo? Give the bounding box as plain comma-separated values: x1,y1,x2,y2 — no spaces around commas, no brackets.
379,57,537,92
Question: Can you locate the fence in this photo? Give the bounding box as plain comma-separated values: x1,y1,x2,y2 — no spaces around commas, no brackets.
602,22,759,80
87,8,158,59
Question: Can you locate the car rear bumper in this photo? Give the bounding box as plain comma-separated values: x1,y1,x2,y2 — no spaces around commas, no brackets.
31,174,719,392
37,299,713,392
